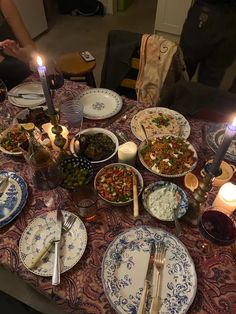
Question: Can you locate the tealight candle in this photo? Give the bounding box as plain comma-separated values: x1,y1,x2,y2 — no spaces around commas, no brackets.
118,141,137,166
209,116,236,176
36,56,56,115
212,182,236,215
42,123,69,151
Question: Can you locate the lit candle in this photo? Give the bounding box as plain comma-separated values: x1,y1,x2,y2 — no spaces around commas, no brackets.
36,56,56,115
118,141,137,166
42,122,68,151
209,116,236,175
213,182,236,215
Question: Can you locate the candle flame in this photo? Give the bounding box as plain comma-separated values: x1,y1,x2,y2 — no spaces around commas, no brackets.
221,182,236,202
37,56,43,66
232,116,236,127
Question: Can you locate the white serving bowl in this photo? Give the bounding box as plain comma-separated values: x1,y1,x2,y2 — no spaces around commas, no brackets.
70,127,119,164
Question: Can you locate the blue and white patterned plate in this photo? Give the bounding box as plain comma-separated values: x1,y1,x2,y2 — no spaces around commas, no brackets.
102,226,197,314
142,181,188,221
75,88,123,120
206,123,236,162
19,210,87,276
0,171,28,228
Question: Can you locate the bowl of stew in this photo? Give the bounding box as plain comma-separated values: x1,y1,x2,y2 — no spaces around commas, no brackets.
70,128,119,164
94,163,143,206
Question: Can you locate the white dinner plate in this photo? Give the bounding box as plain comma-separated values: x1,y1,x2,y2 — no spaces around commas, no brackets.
0,171,28,228
131,107,191,141
102,226,197,314
75,88,123,120
19,210,87,276
8,82,45,108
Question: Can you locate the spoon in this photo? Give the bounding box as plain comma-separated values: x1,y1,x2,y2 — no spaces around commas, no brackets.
141,124,149,143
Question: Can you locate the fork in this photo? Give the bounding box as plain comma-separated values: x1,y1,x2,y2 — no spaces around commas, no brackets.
150,242,166,314
29,214,76,269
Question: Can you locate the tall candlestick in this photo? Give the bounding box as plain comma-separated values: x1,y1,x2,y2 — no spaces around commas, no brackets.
36,56,56,115
209,117,236,175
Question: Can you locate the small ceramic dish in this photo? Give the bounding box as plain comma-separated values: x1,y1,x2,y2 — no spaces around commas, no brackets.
94,163,143,206
61,156,93,190
0,124,28,156
201,159,236,187
142,181,188,221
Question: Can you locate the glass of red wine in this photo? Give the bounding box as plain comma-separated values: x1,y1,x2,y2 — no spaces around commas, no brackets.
46,58,64,108
197,207,236,255
0,79,10,131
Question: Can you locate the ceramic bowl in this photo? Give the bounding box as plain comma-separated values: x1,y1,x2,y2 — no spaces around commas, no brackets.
94,163,143,206
61,156,93,190
201,159,236,186
69,127,119,164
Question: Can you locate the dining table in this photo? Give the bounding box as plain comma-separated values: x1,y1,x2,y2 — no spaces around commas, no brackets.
0,75,236,314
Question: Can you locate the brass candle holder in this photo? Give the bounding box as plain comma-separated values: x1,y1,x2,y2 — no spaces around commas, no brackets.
49,113,67,151
184,164,222,225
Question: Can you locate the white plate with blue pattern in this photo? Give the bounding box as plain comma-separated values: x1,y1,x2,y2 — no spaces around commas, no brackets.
0,171,28,228
102,226,197,314
75,88,123,120
19,210,87,276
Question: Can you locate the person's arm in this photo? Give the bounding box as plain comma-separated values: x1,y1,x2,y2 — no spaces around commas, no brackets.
0,0,36,63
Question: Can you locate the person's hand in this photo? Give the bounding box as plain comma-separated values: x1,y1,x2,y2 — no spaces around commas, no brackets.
0,39,21,58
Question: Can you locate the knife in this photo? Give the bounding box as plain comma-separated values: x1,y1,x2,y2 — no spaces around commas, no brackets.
0,176,9,197
8,92,44,100
137,242,156,314
52,210,63,286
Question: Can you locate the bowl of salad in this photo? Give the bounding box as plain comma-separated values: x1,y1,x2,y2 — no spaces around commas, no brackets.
94,163,143,206
0,124,28,156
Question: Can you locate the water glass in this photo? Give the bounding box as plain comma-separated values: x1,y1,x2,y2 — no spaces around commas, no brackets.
70,184,98,221
61,100,84,129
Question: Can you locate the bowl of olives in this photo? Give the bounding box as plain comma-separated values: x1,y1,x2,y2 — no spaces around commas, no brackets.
61,156,93,189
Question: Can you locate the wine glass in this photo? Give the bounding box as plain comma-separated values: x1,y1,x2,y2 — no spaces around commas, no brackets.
196,207,236,255
46,58,64,109
0,79,10,131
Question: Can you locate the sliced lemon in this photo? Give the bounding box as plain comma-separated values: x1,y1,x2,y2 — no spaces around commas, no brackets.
184,172,199,192
21,122,35,132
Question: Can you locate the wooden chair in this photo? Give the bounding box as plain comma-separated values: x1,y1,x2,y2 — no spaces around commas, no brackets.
57,52,96,87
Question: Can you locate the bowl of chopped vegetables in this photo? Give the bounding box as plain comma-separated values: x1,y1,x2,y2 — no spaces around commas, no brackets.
94,163,143,206
0,124,28,156
70,128,119,164
138,135,198,178
61,156,94,189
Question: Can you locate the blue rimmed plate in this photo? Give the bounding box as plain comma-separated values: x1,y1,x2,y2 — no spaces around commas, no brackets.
102,226,197,314
0,171,28,228
75,88,123,120
142,181,188,221
19,210,87,276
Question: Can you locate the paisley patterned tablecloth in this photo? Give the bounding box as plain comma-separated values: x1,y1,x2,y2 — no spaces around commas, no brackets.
0,77,236,314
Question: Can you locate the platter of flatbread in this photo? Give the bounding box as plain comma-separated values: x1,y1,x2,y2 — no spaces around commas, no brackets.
130,107,190,141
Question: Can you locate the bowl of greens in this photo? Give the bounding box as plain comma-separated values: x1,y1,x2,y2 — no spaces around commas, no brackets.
70,127,119,164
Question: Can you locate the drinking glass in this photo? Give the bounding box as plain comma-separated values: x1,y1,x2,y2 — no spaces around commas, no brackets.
61,100,84,129
196,207,236,255
70,184,98,222
0,79,11,131
46,58,64,109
